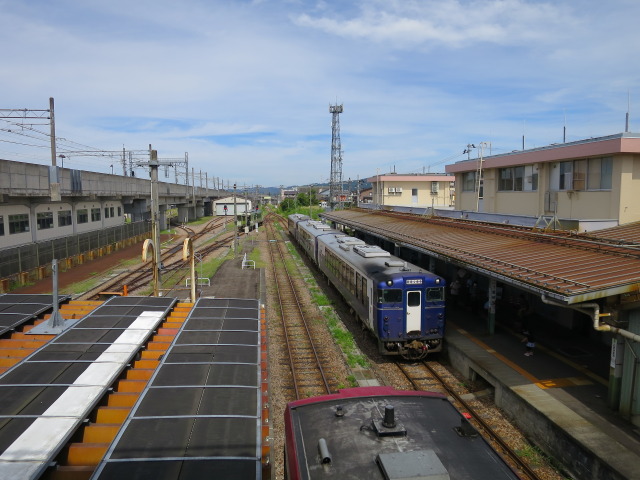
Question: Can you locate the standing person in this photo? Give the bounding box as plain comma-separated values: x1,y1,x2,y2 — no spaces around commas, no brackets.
449,278,461,308
522,332,536,356
468,281,479,313
517,294,531,334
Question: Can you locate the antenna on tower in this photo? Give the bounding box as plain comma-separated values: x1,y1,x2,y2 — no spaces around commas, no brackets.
329,103,344,211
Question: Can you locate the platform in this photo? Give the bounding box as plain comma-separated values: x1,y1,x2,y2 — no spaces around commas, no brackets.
445,305,640,480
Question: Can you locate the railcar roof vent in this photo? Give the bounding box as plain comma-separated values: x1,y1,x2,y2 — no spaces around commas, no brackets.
336,236,365,246
354,245,391,258
372,405,406,437
312,223,331,230
385,260,405,267
376,450,450,480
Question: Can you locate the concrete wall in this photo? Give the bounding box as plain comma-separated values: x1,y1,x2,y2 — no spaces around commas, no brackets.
0,200,126,249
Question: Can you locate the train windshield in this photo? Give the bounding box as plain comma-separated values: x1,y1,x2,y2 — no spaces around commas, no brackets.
426,287,445,301
378,289,403,303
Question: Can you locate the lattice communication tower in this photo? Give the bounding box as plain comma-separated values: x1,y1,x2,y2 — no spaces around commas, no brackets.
329,104,344,210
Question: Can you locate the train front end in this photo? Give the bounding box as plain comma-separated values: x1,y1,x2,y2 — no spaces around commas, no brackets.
374,272,446,360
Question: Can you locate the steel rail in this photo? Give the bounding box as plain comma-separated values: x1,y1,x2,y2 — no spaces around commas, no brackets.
396,360,543,480
265,214,331,399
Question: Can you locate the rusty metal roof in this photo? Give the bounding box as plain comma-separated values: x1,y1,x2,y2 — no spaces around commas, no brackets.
321,209,640,304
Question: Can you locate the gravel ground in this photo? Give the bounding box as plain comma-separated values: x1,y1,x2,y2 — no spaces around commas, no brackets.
261,223,568,480
259,228,354,480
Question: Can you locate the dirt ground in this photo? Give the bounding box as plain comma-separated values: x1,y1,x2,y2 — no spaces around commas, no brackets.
12,240,151,295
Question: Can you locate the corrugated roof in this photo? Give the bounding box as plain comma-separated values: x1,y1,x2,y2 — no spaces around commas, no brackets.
321,209,640,304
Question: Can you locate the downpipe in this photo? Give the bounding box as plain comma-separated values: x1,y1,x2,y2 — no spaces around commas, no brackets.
541,294,640,343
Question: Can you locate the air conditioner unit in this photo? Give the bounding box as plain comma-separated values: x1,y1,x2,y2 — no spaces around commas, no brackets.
388,187,395,193
396,187,403,193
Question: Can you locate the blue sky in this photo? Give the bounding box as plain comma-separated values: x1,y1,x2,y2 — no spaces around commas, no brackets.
1,0,639,188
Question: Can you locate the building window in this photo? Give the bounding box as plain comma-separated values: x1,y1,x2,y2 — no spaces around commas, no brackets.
0,216,4,236
587,157,612,190
77,209,88,224
91,208,101,222
559,161,573,190
498,168,514,191
557,157,612,191
9,214,29,234
118,207,122,216
110,207,115,217
524,165,539,191
462,172,476,191
499,165,538,191
58,210,72,227
37,211,54,230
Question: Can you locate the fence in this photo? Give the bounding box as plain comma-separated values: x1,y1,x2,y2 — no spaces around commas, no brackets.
0,221,151,290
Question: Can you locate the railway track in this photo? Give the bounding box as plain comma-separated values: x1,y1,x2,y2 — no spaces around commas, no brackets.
396,360,546,480
265,214,332,400
77,218,233,300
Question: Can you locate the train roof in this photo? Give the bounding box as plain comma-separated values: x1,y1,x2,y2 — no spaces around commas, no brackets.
285,387,519,480
292,217,445,282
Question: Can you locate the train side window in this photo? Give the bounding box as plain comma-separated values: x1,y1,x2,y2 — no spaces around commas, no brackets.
379,289,402,303
426,287,444,301
0,215,3,236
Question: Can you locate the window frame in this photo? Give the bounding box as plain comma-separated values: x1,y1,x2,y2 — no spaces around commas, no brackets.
77,209,89,224
58,210,72,227
8,213,30,234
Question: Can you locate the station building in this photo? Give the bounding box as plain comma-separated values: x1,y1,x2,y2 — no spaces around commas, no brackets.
367,173,455,211
445,132,640,230
212,196,252,216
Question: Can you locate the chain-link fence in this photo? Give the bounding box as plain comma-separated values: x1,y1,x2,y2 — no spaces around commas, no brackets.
0,221,151,278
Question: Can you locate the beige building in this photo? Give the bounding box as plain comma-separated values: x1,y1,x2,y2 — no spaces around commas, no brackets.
367,173,455,210
445,133,640,228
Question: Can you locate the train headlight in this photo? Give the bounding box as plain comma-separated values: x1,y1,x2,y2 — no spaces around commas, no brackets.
435,278,441,285
387,280,393,286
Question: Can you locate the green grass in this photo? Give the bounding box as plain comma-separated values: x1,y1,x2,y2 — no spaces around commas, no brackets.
189,215,214,226
248,247,265,268
284,228,369,369
515,445,543,467
323,307,370,368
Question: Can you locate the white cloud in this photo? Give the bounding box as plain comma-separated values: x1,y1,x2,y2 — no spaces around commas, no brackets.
0,0,639,187
293,0,574,49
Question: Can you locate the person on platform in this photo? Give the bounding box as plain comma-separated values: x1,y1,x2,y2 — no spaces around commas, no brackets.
522,332,536,356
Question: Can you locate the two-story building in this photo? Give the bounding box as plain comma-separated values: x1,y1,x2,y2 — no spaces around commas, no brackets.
445,133,640,230
367,173,455,210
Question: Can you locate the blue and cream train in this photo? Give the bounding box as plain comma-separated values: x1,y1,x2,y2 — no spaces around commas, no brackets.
288,214,446,360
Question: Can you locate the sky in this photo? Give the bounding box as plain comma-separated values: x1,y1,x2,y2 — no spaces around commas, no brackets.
1,0,639,189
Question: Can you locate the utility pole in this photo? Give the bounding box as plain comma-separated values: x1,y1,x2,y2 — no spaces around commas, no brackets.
0,98,59,200
149,149,162,288
233,183,238,255
49,97,57,167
